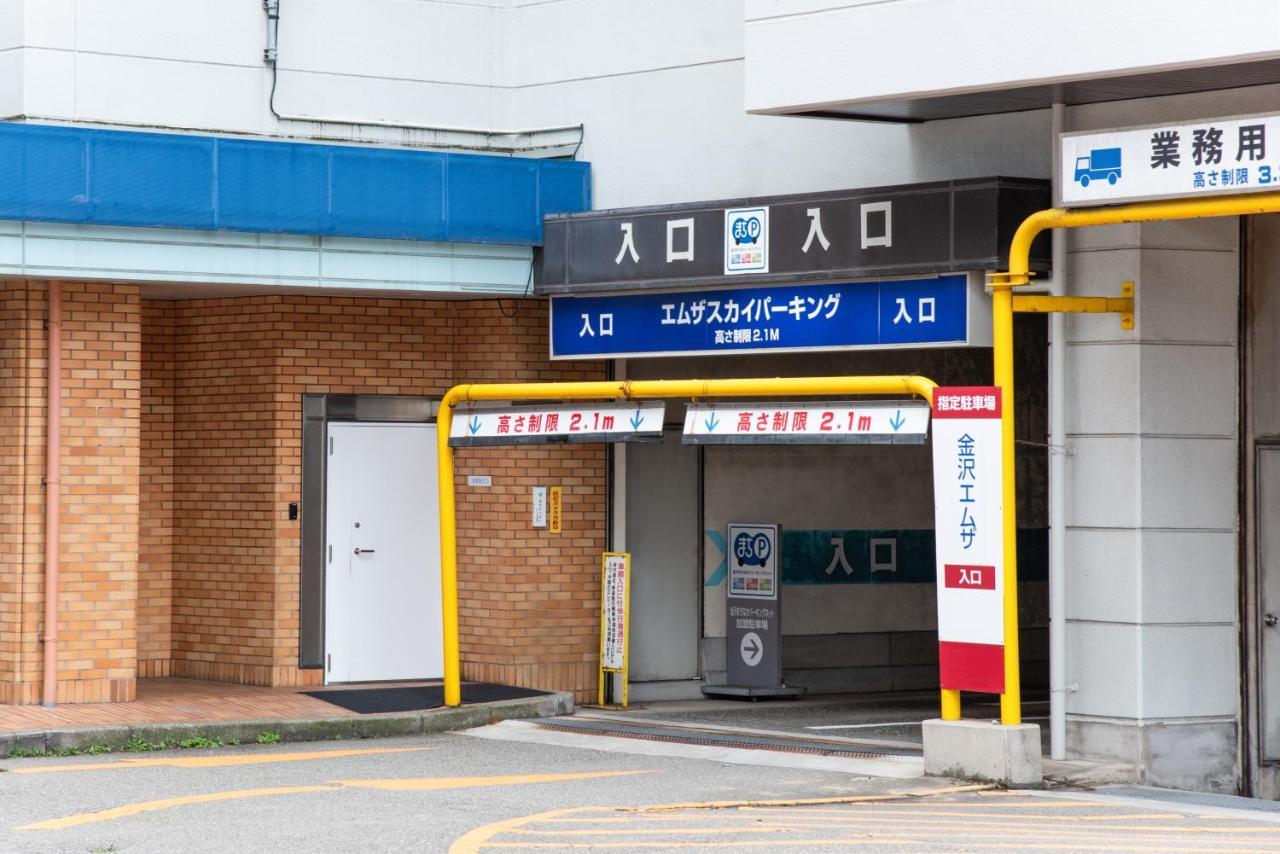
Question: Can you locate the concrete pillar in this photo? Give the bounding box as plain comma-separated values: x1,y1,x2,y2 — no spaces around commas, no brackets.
1063,217,1239,792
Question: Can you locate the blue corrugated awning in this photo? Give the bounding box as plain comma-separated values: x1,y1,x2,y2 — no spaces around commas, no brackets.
0,122,591,245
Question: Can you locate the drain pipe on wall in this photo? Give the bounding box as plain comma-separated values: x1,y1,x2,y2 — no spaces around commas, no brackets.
1048,102,1070,760
42,280,61,708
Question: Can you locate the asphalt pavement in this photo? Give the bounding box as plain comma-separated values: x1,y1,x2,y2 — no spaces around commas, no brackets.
0,727,1277,853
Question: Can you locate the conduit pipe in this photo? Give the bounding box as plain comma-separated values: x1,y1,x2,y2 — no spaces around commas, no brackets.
42,281,61,708
435,375,940,708
1049,102,1069,760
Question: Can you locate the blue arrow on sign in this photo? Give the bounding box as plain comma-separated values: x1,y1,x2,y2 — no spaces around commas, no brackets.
889,410,905,432
629,408,644,430
705,412,720,432
468,416,482,434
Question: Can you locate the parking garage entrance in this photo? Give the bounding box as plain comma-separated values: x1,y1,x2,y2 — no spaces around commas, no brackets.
530,178,1053,706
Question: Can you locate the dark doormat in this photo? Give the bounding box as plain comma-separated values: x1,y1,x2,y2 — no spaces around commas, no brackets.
302,683,550,715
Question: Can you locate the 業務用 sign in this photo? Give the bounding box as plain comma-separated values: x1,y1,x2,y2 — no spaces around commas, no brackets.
600,552,629,672
550,274,985,359
1062,112,1280,207
930,387,1005,694
726,523,783,690
683,400,929,445
449,402,664,446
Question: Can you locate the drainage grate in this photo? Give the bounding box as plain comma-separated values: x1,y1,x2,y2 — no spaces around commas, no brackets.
535,717,922,761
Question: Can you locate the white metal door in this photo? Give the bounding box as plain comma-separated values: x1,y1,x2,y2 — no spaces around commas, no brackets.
1259,444,1280,759
325,422,442,683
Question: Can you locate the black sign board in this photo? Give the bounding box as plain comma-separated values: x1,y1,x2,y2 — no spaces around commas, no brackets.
536,177,1050,295
724,523,783,690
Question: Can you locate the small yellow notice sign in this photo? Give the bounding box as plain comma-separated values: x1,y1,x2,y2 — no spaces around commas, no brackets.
549,487,563,534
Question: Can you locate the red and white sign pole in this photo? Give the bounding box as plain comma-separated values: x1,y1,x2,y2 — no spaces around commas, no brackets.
931,386,1005,694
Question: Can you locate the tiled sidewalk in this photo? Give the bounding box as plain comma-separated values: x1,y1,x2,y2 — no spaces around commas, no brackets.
0,678,432,734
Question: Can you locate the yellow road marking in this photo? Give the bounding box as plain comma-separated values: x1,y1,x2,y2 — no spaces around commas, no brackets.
475,840,1280,852
451,808,611,854
21,785,341,831
450,785,990,853
620,782,991,813
512,819,1280,838
22,770,656,831
452,787,1280,854
9,746,432,774
741,799,1100,809
739,806,1188,821
336,770,656,792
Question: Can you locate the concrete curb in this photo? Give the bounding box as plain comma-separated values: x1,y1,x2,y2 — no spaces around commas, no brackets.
2,691,574,756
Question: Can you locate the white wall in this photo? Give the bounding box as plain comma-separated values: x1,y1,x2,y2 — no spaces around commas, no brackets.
745,0,1280,114
0,0,1053,212
6,0,506,135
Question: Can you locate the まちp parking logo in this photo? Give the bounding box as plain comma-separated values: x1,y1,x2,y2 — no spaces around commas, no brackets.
724,206,768,274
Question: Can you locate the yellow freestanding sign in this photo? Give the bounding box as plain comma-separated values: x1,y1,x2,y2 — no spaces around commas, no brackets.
598,551,630,708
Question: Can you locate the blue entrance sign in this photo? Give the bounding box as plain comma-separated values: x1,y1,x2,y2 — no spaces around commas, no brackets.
550,274,975,359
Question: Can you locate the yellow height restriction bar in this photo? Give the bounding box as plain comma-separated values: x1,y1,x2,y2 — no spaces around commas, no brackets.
435,375,938,709
989,189,1280,726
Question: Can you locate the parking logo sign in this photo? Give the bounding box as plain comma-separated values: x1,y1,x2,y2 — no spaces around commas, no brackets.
724,206,768,274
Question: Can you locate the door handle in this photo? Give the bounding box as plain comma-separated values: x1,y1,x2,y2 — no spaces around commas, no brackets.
1266,613,1278,628
354,548,376,556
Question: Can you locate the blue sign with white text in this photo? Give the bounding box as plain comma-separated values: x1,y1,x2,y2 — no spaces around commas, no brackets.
550,275,970,359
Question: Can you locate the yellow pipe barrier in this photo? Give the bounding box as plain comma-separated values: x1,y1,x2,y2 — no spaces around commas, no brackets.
436,374,939,709
994,190,1280,726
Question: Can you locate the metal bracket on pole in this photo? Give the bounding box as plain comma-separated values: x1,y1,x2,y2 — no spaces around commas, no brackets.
1012,281,1134,331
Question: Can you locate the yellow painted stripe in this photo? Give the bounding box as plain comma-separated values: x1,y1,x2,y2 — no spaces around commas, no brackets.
10,746,431,774
739,807,1188,821
746,820,1280,839
20,785,340,831
23,770,652,832
338,770,655,792
740,799,1099,810
621,782,992,813
450,807,609,854
476,840,1280,852
513,819,1276,837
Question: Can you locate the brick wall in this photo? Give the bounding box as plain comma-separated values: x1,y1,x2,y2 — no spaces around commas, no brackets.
453,302,607,703
138,303,174,677
0,281,140,705
3,288,610,704
0,283,34,703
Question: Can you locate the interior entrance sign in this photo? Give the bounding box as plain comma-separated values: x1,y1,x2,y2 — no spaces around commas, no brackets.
930,387,1005,694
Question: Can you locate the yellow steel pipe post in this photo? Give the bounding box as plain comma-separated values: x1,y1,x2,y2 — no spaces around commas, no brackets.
436,375,939,709
435,398,462,707
992,281,1022,726
994,190,1280,727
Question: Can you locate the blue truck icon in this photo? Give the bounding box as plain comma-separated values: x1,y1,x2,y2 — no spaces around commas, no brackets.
1074,147,1122,187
